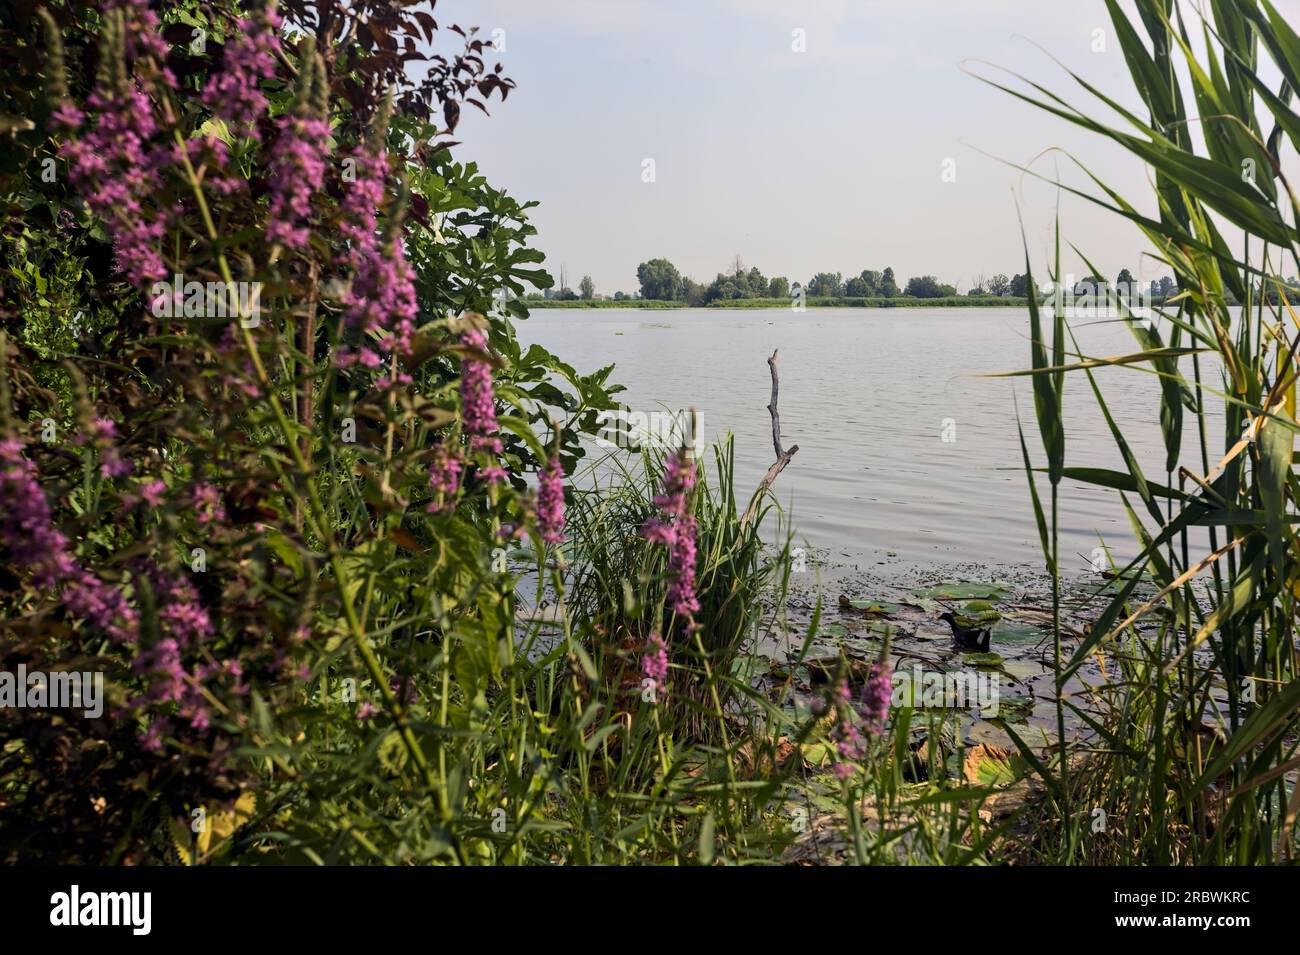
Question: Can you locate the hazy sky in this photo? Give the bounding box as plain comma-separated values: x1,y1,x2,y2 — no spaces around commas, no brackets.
443,0,1297,295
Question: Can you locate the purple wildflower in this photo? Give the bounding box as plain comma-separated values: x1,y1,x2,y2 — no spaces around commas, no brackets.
192,483,226,524
136,479,166,508
50,101,84,129
225,660,250,696
181,700,210,733
827,678,864,779
201,3,282,140
134,637,185,704
59,85,168,287
478,464,507,485
140,718,168,753
459,329,498,436
666,515,700,616
0,438,143,641
129,569,216,732
157,579,213,647
52,0,175,285
426,444,463,513
641,633,669,700
0,438,78,587
859,661,893,735
113,0,171,66
332,144,422,372
824,665,893,780
338,234,419,368
63,569,139,644
266,113,330,249
642,451,700,618
336,145,387,272
653,450,696,517
537,456,565,544
76,417,132,479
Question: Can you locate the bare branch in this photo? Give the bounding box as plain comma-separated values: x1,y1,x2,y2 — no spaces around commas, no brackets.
742,349,799,528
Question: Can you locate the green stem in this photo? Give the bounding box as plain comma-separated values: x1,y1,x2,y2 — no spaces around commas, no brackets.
1051,482,1069,850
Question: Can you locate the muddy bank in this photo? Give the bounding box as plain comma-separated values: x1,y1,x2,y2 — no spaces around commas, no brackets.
754,552,1161,753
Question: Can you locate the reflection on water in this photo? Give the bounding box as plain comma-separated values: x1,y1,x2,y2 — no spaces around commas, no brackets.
516,307,1225,569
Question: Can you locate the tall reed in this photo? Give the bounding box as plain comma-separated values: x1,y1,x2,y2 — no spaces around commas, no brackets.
982,0,1300,864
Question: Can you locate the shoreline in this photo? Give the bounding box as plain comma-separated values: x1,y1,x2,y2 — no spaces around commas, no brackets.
523,296,1031,309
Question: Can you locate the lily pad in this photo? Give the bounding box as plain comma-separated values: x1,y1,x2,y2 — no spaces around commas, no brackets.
990,621,1044,645
842,636,883,657
961,651,1004,668
912,581,1010,601
986,692,1034,723
1001,659,1042,681
838,595,899,615
813,622,850,640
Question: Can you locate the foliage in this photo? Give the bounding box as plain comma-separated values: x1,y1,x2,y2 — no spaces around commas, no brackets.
634,257,684,301
807,271,843,297
903,275,957,298
986,0,1300,863
0,0,622,863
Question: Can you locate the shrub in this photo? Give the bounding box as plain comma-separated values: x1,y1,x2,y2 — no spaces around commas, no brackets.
0,0,619,863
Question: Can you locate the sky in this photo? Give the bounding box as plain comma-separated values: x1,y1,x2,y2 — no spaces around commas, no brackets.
439,0,1299,296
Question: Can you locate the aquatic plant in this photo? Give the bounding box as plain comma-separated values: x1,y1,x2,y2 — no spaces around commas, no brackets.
981,0,1300,863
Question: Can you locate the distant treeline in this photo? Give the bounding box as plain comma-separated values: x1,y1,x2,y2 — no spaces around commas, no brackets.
526,295,1030,309
530,258,1187,305
522,258,1033,305
526,258,1300,307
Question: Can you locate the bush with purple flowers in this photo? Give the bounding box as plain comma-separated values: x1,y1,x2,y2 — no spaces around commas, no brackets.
0,0,623,864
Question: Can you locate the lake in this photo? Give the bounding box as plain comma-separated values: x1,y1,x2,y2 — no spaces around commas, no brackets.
515,307,1224,572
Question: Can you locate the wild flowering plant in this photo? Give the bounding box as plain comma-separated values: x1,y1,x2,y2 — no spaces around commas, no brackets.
634,447,702,702
817,661,892,781
536,455,566,544
643,448,701,618
0,0,608,864
640,632,670,700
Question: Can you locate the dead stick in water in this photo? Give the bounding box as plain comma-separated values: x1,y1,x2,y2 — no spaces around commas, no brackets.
741,349,799,528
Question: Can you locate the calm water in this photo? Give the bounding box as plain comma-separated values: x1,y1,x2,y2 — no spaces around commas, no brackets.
516,307,1225,570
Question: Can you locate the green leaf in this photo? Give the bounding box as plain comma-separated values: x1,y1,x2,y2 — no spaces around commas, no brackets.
698,813,716,865
813,622,849,639
838,595,899,615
